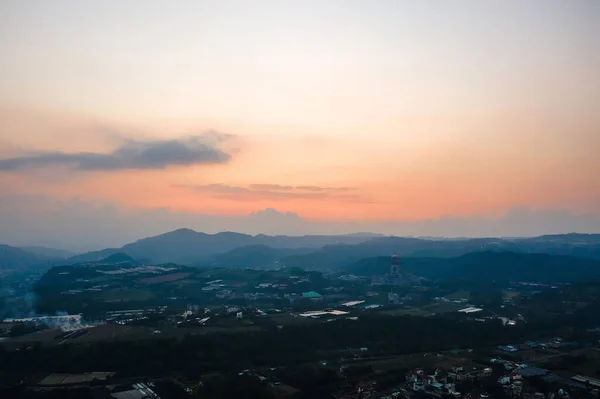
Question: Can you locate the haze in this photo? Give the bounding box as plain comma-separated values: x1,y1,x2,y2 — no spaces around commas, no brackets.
1,1,599,251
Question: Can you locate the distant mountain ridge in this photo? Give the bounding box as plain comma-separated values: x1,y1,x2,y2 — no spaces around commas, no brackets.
278,235,600,270
0,244,60,271
196,245,314,269
66,229,382,264
19,246,75,259
64,229,600,269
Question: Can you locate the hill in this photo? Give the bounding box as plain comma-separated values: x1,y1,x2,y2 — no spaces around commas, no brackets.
347,251,600,283
34,253,198,315
19,246,75,259
0,244,59,271
37,253,170,287
100,252,140,265
516,233,600,258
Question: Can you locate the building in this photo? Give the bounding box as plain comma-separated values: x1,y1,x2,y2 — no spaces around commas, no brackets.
516,367,548,378
112,382,159,398
572,375,600,388
498,345,518,353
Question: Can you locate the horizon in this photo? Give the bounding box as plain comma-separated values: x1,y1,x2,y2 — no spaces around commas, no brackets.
5,222,599,254
2,202,600,251
1,1,599,250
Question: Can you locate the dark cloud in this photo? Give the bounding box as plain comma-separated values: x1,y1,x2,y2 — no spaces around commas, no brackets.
178,183,363,202
0,135,231,171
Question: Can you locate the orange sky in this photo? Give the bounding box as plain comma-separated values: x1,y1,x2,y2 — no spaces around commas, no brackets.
0,1,599,224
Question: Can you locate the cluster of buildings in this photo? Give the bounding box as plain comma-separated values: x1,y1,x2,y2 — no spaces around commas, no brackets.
2,313,88,331
493,361,592,398
336,364,489,399
24,372,169,398
496,337,590,354
339,355,600,399
111,382,161,398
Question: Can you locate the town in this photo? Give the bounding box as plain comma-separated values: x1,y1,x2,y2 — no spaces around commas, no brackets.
2,252,600,398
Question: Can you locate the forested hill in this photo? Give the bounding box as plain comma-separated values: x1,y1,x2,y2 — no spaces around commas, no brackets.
347,251,600,284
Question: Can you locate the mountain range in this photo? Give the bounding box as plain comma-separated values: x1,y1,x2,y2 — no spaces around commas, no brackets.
1,229,600,272
66,228,384,265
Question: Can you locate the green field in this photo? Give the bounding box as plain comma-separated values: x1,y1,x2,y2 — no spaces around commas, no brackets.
265,313,317,326
502,290,521,300
540,348,600,378
344,352,485,373
446,290,470,301
379,307,432,317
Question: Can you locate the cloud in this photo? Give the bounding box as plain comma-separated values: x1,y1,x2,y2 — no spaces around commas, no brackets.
0,135,231,171
191,184,250,195
248,208,307,234
249,208,303,219
249,184,294,191
180,183,363,202
295,185,327,191
296,185,354,192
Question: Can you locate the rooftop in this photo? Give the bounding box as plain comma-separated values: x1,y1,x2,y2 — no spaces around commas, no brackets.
298,310,349,317
341,300,365,307
572,375,600,387
301,291,322,298
517,367,548,377
458,307,483,313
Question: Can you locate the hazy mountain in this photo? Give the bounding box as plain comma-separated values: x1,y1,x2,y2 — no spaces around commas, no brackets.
529,233,600,243
67,229,379,264
19,246,75,259
347,251,600,284
66,229,600,268
251,233,383,248
67,247,122,264
278,237,503,270
0,244,58,271
513,233,600,258
279,235,600,270
100,252,140,265
196,245,314,269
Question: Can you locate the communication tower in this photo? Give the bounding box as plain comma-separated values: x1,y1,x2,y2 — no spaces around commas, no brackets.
390,254,400,276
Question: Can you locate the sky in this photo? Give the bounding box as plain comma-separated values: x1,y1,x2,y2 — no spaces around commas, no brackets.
0,1,599,250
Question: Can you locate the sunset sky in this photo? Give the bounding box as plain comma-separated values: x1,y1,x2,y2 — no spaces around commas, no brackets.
1,1,599,249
